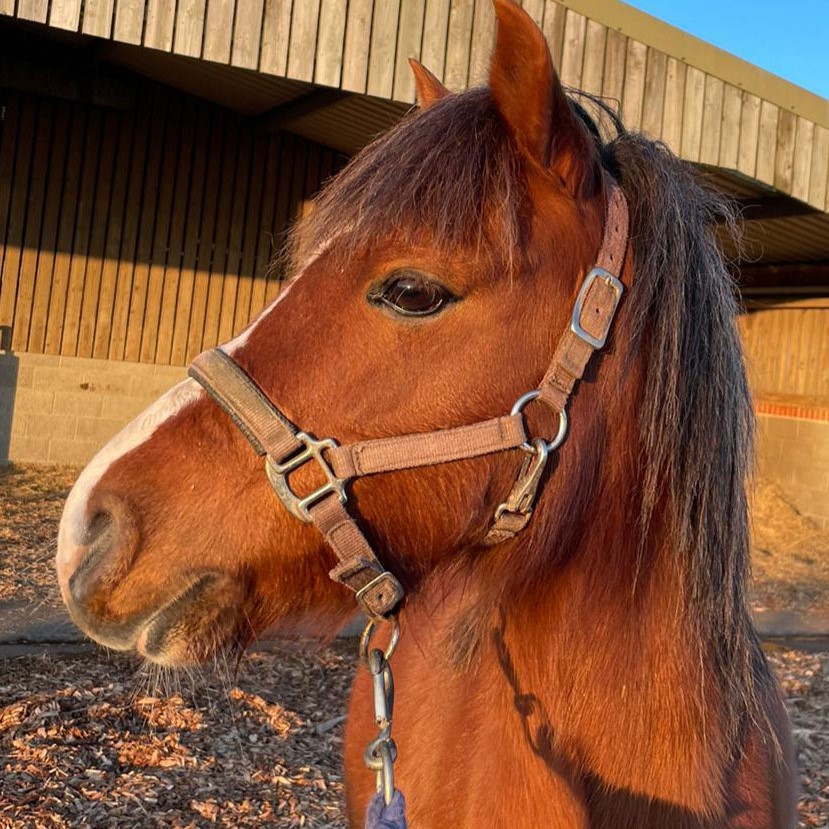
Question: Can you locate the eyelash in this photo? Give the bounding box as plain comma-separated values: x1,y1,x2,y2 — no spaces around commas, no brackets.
369,270,458,318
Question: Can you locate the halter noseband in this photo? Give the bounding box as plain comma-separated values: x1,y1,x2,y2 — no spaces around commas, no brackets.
188,182,629,623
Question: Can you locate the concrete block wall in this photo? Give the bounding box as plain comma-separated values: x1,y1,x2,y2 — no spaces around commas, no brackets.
0,351,185,465
757,402,829,530
2,353,828,532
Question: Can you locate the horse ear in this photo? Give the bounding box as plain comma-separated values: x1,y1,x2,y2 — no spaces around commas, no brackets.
409,58,449,108
489,0,596,195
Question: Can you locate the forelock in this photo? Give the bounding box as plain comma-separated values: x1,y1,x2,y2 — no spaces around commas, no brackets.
288,88,529,273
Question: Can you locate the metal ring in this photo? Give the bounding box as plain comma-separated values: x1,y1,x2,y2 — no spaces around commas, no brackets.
510,390,569,453
360,615,401,664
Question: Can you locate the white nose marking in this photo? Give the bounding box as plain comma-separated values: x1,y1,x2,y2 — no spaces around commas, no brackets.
57,378,203,564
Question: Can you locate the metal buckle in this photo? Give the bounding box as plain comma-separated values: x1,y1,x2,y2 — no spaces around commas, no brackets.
356,572,405,622
265,432,346,523
570,267,624,349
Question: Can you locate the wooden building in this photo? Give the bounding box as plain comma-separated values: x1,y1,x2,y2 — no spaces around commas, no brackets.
0,0,827,525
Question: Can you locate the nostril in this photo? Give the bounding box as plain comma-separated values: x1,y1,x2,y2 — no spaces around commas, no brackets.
63,496,140,611
69,551,97,605
68,515,113,609
81,510,114,548
68,547,102,607
59,482,142,612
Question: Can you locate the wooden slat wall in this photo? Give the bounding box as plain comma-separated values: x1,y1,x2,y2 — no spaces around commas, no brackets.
740,304,829,401
6,0,826,209
0,86,345,366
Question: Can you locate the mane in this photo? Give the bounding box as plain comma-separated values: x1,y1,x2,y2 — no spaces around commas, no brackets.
597,120,772,745
289,88,527,272
289,86,771,741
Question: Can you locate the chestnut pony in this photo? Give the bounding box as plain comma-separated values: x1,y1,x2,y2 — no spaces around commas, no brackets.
56,1,796,826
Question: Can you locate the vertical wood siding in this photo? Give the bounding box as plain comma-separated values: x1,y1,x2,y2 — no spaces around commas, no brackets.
3,0,825,207
739,303,829,400
0,87,345,366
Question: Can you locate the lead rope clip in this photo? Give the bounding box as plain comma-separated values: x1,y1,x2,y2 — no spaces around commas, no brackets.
361,617,401,807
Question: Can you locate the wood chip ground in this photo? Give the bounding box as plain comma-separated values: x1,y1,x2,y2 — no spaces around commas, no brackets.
1,465,827,827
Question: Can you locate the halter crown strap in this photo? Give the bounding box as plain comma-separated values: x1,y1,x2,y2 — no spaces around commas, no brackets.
539,182,629,411
189,179,630,620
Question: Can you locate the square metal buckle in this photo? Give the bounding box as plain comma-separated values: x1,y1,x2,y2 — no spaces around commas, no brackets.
570,267,624,349
265,432,346,523
356,571,405,621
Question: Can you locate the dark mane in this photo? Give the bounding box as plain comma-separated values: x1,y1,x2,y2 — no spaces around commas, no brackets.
289,88,528,271
291,86,770,740
600,126,771,742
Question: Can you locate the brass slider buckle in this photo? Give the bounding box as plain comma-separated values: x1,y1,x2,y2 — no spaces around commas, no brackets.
494,437,549,526
265,432,346,522
570,267,624,349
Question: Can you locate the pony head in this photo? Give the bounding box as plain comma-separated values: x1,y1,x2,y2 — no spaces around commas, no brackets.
56,0,750,693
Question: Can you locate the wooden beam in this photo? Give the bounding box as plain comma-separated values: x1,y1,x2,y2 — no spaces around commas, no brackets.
80,40,117,68
257,87,350,133
743,297,829,310
0,56,135,110
734,195,818,222
736,262,829,294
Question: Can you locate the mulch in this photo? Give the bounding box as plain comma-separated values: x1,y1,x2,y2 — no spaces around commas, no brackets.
1,464,827,827
0,644,355,828
0,464,71,610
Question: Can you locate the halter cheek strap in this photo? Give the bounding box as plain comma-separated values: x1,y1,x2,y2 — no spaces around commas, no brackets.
188,180,629,621
538,184,628,410
482,184,629,544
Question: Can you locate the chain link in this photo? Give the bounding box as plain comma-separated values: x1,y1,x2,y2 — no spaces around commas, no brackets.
361,618,399,806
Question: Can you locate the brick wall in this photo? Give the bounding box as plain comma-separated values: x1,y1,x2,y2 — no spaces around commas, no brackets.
0,351,185,465
756,401,829,531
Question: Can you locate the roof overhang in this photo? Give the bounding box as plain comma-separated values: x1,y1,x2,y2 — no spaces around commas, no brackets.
1,4,827,287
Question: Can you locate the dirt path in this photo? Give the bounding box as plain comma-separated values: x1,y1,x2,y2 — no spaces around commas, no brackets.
752,479,829,615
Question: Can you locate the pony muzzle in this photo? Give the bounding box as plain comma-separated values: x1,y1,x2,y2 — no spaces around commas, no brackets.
57,490,243,663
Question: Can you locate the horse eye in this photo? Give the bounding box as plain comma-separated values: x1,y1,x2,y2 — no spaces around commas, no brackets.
370,271,456,317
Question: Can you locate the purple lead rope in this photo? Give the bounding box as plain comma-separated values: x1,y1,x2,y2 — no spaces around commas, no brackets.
365,791,407,829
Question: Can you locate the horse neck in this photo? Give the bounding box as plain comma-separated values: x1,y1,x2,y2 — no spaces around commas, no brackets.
405,546,728,813
407,459,731,813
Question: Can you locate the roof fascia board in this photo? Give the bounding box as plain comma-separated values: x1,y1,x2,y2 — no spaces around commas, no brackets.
557,0,829,129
